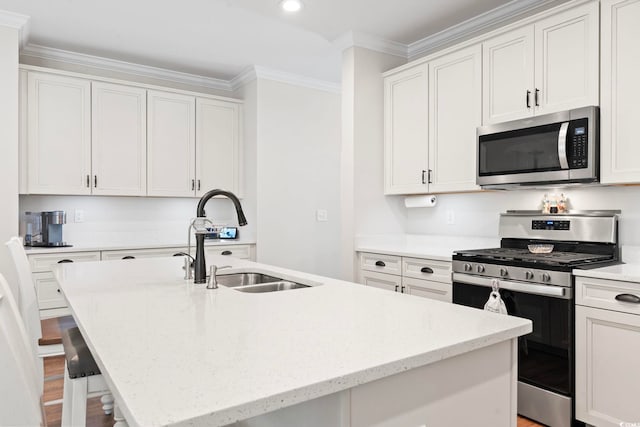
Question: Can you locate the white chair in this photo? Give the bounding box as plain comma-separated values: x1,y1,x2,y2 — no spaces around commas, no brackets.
6,236,64,365
0,272,45,426
5,237,115,425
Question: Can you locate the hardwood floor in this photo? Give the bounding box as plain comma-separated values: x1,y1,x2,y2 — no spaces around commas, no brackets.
43,355,114,427
43,355,544,427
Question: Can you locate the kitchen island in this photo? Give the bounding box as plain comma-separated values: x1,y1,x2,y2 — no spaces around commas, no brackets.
53,256,531,427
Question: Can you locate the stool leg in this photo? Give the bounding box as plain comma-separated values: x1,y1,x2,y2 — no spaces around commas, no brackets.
61,372,87,427
101,393,114,415
113,401,129,427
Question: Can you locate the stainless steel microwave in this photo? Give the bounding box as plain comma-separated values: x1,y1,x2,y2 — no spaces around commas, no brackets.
477,106,599,189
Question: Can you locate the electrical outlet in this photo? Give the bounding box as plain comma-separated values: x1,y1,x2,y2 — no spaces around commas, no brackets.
316,209,328,222
74,209,85,223
446,210,455,225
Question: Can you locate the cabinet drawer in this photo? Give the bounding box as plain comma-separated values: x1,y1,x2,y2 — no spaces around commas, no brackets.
101,247,186,260
402,257,451,283
204,245,251,260
576,277,640,315
29,251,101,273
34,272,66,310
359,252,402,275
403,277,452,302
360,270,402,293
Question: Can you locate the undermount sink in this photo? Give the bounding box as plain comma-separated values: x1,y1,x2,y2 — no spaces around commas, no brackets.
216,272,311,293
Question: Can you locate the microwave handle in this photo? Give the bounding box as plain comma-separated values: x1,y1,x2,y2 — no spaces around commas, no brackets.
558,122,569,169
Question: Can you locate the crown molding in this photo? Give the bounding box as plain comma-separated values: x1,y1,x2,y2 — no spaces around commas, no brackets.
408,0,559,59
255,66,341,93
231,65,340,93
21,43,234,92
0,10,30,47
333,31,408,58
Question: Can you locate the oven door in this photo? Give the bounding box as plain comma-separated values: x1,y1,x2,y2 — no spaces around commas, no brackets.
452,273,573,397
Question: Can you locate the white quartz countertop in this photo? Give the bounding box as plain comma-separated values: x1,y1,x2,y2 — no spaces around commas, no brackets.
24,238,256,254
356,234,500,261
574,263,640,284
53,256,531,427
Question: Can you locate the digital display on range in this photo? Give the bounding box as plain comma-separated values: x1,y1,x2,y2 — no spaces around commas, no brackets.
532,220,571,230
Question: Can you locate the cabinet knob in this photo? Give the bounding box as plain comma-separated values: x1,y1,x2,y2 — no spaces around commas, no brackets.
421,267,434,274
57,259,74,264
122,256,136,260
394,285,399,292
221,250,232,256
375,261,386,267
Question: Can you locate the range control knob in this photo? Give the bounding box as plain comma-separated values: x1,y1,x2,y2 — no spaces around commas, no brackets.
476,265,485,273
542,273,551,282
525,271,534,280
500,268,508,277
464,263,472,272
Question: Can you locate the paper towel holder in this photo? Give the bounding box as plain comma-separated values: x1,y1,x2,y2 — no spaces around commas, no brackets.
404,195,437,208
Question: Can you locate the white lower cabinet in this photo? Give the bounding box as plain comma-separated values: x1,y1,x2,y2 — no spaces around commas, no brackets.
575,277,640,426
29,244,255,317
403,277,451,303
360,270,402,293
358,252,452,302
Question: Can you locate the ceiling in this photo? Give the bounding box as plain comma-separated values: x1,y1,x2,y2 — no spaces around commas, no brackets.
0,0,520,84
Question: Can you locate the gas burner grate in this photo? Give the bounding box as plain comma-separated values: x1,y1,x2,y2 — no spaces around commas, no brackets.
456,248,613,266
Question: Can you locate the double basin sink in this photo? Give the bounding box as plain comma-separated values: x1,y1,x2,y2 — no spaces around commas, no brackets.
216,272,311,293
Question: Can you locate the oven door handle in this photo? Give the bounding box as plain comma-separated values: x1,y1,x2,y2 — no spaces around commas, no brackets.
558,122,569,170
453,273,572,299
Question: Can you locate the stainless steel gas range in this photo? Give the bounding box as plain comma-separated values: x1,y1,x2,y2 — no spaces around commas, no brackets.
452,210,620,427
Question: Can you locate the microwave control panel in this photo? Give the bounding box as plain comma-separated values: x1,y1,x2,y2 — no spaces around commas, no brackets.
568,118,588,169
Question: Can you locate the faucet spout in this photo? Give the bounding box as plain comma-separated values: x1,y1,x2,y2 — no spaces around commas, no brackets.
194,189,247,284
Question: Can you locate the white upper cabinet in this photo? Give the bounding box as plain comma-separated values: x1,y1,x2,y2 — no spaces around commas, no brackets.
534,2,599,115
91,82,147,196
384,64,429,195
483,1,599,124
195,98,242,197
483,27,535,124
428,44,482,193
27,72,91,195
601,0,640,184
147,90,196,197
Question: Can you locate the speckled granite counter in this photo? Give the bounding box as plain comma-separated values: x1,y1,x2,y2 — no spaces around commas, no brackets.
54,256,530,427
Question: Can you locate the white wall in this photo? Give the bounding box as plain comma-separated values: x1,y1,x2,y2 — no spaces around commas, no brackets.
340,46,407,280
0,24,20,296
255,78,342,278
406,186,640,245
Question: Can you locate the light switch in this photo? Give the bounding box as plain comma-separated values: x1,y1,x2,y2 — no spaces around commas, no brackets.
446,210,455,225
316,209,328,222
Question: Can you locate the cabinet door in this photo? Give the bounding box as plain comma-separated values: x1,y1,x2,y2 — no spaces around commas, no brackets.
383,64,429,195
195,98,242,197
27,72,91,194
19,70,28,194
428,45,482,193
575,305,640,426
147,90,196,197
534,2,599,115
92,82,147,196
360,270,401,293
482,26,535,124
403,277,451,302
601,0,640,184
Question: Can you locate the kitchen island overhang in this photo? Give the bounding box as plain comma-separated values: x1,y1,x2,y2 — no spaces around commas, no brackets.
53,256,532,427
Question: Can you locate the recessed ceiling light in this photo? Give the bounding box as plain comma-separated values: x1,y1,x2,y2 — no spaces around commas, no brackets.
281,0,302,13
